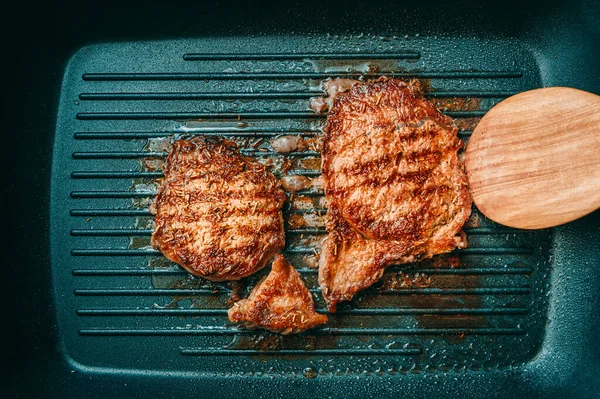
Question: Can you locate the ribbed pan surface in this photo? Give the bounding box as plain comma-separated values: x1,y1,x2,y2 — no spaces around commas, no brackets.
51,36,552,376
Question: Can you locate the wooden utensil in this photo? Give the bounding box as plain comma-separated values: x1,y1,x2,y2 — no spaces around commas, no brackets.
465,87,600,229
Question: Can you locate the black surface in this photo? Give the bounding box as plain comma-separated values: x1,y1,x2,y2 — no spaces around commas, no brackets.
10,0,600,398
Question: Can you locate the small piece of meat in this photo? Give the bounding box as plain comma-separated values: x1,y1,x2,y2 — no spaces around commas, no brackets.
150,137,286,281
319,78,471,311
228,254,328,334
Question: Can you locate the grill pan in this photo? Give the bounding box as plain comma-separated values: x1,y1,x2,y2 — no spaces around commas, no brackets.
11,1,600,398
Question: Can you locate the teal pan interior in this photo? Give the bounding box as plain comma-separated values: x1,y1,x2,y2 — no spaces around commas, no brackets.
11,1,600,398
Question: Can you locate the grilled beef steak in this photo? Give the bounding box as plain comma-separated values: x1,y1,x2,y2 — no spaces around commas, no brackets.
319,78,472,311
150,137,286,281
228,254,328,334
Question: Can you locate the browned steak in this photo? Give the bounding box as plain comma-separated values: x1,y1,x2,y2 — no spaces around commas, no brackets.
228,254,328,334
319,78,472,311
150,137,286,281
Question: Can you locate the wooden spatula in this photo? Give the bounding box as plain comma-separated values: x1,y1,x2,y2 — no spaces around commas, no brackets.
465,87,600,229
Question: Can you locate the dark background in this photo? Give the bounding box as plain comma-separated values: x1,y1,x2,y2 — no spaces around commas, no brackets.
8,0,599,397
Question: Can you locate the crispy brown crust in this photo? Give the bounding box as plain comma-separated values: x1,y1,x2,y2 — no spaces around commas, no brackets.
319,78,472,311
150,137,286,281
228,254,328,334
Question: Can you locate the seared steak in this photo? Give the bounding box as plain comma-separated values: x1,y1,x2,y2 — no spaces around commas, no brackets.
150,137,286,281
228,254,328,334
319,78,471,311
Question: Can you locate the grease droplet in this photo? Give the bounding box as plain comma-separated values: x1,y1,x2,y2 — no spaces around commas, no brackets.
303,367,318,379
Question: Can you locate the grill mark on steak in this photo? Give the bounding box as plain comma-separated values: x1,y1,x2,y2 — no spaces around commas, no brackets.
319,78,472,311
337,148,444,177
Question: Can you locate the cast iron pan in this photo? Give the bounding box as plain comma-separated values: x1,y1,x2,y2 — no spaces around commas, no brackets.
10,1,600,398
